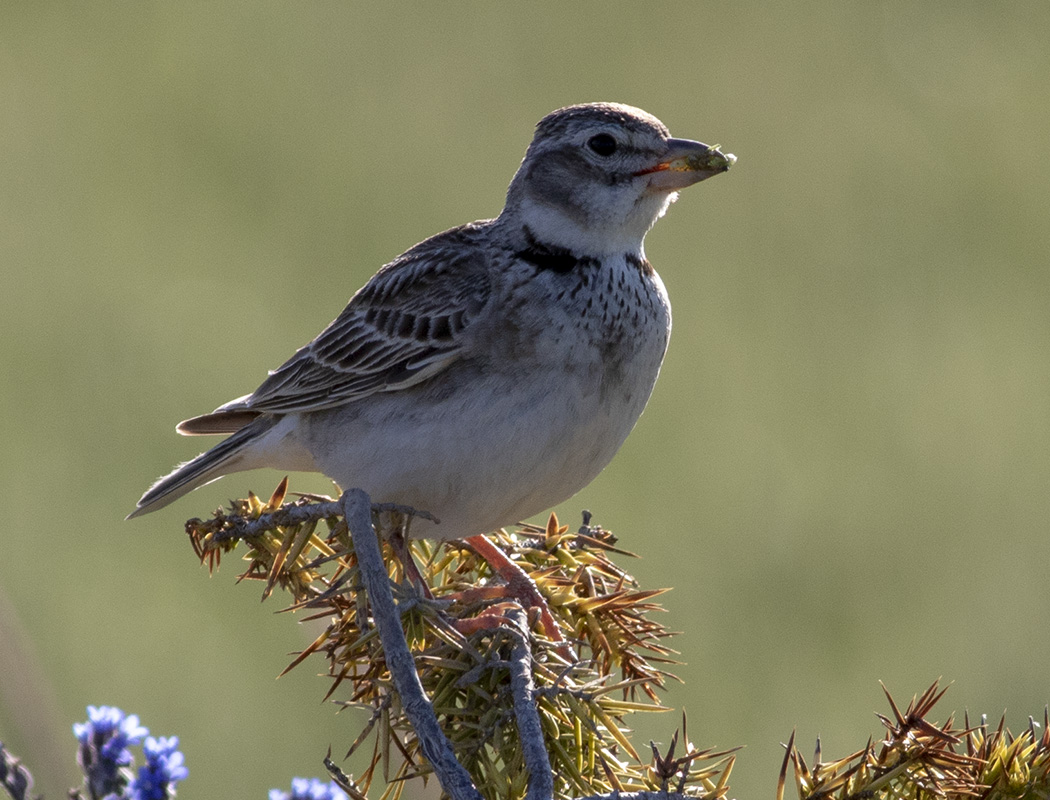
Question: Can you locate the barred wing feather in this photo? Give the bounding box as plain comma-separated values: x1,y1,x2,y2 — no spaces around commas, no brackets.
221,225,491,416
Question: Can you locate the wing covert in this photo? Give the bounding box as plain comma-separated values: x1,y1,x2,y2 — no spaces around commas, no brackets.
231,225,492,415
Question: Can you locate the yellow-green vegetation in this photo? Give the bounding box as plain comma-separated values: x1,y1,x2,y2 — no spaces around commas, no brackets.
186,479,736,800
186,482,1050,800
781,682,1050,800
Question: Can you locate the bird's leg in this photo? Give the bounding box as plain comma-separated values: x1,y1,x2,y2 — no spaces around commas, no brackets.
386,515,434,600
458,534,573,659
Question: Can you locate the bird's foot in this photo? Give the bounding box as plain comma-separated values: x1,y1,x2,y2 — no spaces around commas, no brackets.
450,534,575,661
451,601,538,635
387,524,434,600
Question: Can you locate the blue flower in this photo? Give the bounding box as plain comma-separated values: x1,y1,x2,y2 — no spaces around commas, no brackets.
73,706,149,799
128,736,189,800
269,777,347,800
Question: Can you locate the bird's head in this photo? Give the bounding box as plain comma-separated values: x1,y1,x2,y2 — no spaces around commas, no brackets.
502,102,735,255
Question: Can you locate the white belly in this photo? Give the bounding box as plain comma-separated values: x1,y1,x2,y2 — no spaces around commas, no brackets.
298,259,672,540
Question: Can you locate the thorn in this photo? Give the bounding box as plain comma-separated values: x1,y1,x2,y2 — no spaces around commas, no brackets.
777,729,796,800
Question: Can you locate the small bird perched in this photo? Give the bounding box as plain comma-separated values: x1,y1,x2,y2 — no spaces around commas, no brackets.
131,103,734,542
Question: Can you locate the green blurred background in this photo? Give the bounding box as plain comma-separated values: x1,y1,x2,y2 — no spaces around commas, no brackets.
2,3,1048,798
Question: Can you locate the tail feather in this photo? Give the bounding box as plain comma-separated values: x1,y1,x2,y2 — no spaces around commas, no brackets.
128,417,274,519
176,409,262,436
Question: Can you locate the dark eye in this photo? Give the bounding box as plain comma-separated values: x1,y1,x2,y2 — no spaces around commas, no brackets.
587,133,618,157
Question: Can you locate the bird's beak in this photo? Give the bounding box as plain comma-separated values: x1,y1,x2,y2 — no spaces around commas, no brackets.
634,138,736,191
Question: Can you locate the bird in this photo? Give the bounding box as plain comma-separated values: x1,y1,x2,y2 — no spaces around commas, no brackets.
131,103,734,545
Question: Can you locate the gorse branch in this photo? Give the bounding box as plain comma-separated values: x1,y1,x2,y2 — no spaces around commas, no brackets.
778,680,1050,800
183,482,1050,800
185,480,733,800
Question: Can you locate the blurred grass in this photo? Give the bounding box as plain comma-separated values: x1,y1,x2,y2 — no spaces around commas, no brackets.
2,2,1049,799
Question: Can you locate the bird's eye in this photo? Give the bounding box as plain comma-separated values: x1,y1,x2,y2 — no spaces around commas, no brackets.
587,133,618,157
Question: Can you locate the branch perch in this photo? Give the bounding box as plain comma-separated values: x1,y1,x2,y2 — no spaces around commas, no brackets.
505,607,554,800
340,489,482,800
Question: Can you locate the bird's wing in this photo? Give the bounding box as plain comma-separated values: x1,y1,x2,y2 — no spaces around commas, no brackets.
223,225,492,416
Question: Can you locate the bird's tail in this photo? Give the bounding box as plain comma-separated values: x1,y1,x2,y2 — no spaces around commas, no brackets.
127,416,276,519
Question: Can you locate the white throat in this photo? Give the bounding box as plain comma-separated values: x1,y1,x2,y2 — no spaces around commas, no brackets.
509,191,676,257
